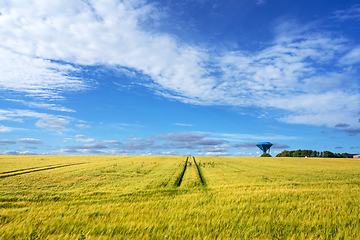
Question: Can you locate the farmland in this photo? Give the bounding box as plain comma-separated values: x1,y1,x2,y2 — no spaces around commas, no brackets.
0,155,359,239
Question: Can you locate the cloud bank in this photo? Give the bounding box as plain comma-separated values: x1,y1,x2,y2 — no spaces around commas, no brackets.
56,132,290,155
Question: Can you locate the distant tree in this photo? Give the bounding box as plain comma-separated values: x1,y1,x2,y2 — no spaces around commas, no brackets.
301,149,311,157
276,150,347,158
276,150,291,157
283,150,291,157
275,152,283,157
323,151,335,158
293,150,302,157
261,153,272,157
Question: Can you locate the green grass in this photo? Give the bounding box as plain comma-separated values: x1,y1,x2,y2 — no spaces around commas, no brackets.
0,155,359,239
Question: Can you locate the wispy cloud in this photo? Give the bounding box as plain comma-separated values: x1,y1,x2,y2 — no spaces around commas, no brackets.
17,138,43,144
60,140,121,154
36,117,70,130
0,109,83,131
0,49,85,100
3,150,37,155
107,123,145,131
333,4,360,21
20,145,38,149
174,123,194,127
335,128,360,136
77,138,95,143
153,132,209,142
0,125,24,132
0,1,359,129
0,139,16,145
211,132,298,141
0,138,43,150
76,124,91,129
255,0,266,6
272,143,290,149
6,99,75,112
227,142,289,150
339,47,360,65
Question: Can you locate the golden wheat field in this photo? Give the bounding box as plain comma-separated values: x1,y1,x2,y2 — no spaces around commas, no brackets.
0,155,359,239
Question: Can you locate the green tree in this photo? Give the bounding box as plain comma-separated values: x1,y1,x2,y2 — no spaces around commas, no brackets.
276,150,291,157
313,151,319,157
261,153,272,157
293,150,302,157
323,151,335,158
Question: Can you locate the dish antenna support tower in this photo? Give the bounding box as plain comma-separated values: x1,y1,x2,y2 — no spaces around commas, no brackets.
257,142,273,155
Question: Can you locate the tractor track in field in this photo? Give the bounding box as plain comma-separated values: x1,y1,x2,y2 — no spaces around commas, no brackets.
0,164,60,175
0,162,88,179
156,159,187,188
193,157,206,186
173,156,189,187
173,156,206,187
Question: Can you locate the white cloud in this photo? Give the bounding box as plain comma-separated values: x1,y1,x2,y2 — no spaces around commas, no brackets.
63,142,107,151
75,135,85,138
212,132,298,141
36,117,70,130
339,47,360,65
17,138,43,144
0,48,85,99
0,109,78,131
0,125,24,132
255,0,265,6
76,124,91,129
161,151,180,156
174,123,194,127
198,145,228,153
77,138,95,143
1,109,62,121
204,151,230,156
333,4,360,21
6,99,75,112
102,140,121,144
153,132,209,142
0,0,359,129
215,24,360,127
3,150,36,155
60,139,122,154
20,145,38,149
0,0,213,103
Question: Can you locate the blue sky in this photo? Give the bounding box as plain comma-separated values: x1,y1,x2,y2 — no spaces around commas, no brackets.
1,0,360,156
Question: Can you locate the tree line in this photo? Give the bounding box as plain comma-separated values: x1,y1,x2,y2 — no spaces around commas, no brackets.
275,150,349,158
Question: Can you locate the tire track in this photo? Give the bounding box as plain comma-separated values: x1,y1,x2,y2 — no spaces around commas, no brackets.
156,158,187,188
0,164,63,175
173,156,189,187
173,156,206,187
0,162,88,179
193,157,206,186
